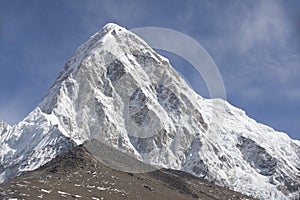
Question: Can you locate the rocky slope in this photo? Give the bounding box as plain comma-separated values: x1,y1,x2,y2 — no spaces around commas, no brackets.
0,23,299,199
0,143,255,200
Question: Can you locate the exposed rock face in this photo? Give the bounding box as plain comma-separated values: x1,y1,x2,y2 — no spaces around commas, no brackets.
238,136,277,176
0,23,299,199
0,121,10,136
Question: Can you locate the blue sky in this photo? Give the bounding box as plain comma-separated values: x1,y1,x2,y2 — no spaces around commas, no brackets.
0,0,299,140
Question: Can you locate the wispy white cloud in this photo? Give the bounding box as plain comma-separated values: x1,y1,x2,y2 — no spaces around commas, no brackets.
241,87,263,99
237,0,288,53
285,89,300,100
205,1,300,103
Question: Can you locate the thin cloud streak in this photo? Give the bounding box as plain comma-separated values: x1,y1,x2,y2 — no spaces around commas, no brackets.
238,0,288,53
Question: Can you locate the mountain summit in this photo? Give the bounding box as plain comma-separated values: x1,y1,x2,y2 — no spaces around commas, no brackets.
0,23,299,199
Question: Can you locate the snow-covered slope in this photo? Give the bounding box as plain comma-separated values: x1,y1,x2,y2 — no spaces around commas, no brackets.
0,23,299,199
0,108,75,182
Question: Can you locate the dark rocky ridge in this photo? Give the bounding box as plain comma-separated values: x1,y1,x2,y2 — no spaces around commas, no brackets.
0,143,256,200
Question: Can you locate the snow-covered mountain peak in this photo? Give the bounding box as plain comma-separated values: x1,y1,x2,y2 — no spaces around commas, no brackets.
50,23,169,90
102,22,126,32
0,23,299,199
37,22,197,143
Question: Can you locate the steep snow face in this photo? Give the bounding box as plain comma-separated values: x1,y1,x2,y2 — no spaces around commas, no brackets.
0,23,299,199
0,108,75,182
198,100,300,199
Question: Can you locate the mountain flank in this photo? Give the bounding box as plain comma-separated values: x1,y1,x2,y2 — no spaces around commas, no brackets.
0,143,255,200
